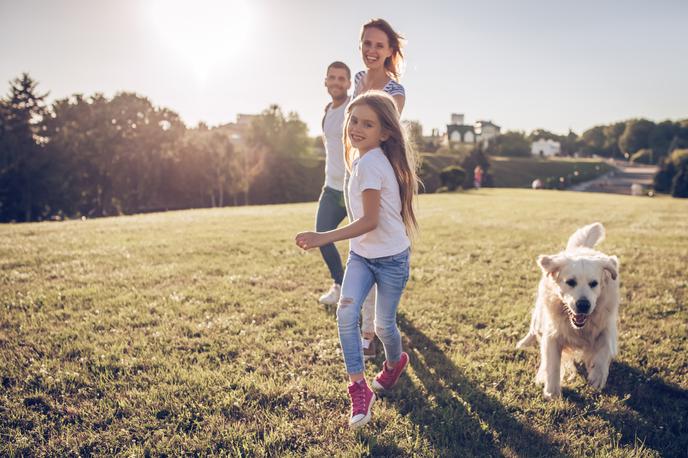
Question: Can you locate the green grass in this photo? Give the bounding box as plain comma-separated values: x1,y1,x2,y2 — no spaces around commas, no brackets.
1,190,686,457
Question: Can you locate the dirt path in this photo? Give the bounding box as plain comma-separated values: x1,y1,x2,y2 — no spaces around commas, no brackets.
569,160,657,195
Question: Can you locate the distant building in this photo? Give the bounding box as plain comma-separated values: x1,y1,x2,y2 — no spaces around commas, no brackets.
531,138,561,157
474,120,501,147
445,113,501,147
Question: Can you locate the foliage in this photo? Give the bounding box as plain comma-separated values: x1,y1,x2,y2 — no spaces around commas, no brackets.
630,148,654,164
246,105,314,205
404,120,424,152
460,147,492,188
0,73,52,222
485,131,530,157
0,75,302,221
581,119,688,162
619,119,655,155
654,149,688,198
418,159,440,193
439,165,466,191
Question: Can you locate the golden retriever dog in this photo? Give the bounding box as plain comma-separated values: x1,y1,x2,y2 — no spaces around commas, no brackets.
517,223,619,399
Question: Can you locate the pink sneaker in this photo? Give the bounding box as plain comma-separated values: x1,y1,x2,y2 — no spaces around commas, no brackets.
347,380,375,428
372,352,409,391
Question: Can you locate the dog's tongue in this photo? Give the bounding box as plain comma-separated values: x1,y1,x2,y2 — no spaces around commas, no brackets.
572,314,587,327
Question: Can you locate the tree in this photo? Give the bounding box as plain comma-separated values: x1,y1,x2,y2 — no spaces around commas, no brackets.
649,120,679,161
45,92,186,216
561,129,580,156
486,131,530,157
404,120,424,152
247,105,312,204
461,146,492,188
619,119,655,157
0,73,52,222
174,128,259,207
580,126,606,156
527,129,559,142
602,122,625,158
653,149,688,197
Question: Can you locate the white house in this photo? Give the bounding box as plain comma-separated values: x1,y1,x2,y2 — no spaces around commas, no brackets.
531,138,561,157
445,114,501,147
474,120,500,147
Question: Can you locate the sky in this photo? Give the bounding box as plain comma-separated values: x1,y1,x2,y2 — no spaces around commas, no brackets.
1,0,687,137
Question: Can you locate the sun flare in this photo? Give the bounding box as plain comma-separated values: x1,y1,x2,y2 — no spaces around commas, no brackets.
149,0,251,80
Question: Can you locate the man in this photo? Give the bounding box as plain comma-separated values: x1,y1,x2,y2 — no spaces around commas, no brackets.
316,61,351,306
317,61,377,360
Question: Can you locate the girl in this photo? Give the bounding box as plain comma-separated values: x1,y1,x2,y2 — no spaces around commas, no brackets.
351,18,407,359
295,91,419,428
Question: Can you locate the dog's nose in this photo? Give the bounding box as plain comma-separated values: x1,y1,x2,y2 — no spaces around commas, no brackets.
575,298,591,314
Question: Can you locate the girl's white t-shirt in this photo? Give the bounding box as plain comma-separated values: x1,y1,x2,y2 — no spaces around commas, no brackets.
347,147,410,258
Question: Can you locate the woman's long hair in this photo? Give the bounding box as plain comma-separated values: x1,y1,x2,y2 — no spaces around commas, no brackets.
360,18,405,81
343,91,419,239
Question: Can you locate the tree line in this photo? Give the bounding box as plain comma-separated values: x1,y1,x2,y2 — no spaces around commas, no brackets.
476,120,688,161
2,73,687,223
0,74,318,222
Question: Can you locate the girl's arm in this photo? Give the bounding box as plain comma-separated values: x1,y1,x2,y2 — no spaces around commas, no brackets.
296,189,380,250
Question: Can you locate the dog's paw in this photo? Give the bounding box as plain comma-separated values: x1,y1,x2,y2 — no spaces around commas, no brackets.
587,364,609,390
535,368,546,386
516,333,536,349
543,386,562,400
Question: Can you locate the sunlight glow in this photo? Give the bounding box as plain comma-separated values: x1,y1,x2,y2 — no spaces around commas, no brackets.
149,0,251,81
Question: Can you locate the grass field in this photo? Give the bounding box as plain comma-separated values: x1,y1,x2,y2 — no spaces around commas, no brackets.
1,189,687,457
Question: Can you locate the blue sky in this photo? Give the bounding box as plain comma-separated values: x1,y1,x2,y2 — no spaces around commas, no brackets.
1,0,686,136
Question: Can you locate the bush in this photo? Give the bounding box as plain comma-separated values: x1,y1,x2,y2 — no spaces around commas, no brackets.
630,148,654,164
672,167,688,198
419,160,441,194
439,166,466,191
653,167,674,193
486,131,531,157
653,149,688,197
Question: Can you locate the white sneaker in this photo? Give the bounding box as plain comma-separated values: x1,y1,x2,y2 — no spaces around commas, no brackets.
319,284,341,305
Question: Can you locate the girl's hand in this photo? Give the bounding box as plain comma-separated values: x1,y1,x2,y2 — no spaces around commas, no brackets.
295,231,326,250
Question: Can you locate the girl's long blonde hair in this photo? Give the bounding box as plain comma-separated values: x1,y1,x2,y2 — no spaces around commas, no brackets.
344,90,419,239
360,18,405,81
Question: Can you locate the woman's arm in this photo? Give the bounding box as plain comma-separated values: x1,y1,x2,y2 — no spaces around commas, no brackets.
296,189,380,250
393,94,405,114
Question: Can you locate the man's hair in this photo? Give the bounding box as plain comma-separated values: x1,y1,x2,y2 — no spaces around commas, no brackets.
326,61,351,80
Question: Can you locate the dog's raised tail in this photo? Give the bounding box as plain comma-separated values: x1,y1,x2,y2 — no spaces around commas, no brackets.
566,222,605,251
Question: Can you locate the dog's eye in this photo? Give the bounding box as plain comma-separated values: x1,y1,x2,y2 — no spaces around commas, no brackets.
589,280,598,288
566,279,577,287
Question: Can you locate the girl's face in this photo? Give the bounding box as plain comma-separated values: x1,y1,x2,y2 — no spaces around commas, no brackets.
348,104,388,154
360,27,393,71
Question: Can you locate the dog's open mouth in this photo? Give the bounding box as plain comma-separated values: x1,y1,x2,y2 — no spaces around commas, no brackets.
564,305,588,328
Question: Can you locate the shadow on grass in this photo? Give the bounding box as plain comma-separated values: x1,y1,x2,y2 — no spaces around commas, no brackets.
394,314,568,457
568,362,688,457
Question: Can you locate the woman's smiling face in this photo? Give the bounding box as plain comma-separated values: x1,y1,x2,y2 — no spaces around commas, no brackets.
360,27,392,71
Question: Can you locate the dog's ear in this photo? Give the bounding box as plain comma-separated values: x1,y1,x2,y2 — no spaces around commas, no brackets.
602,255,618,281
537,254,563,279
